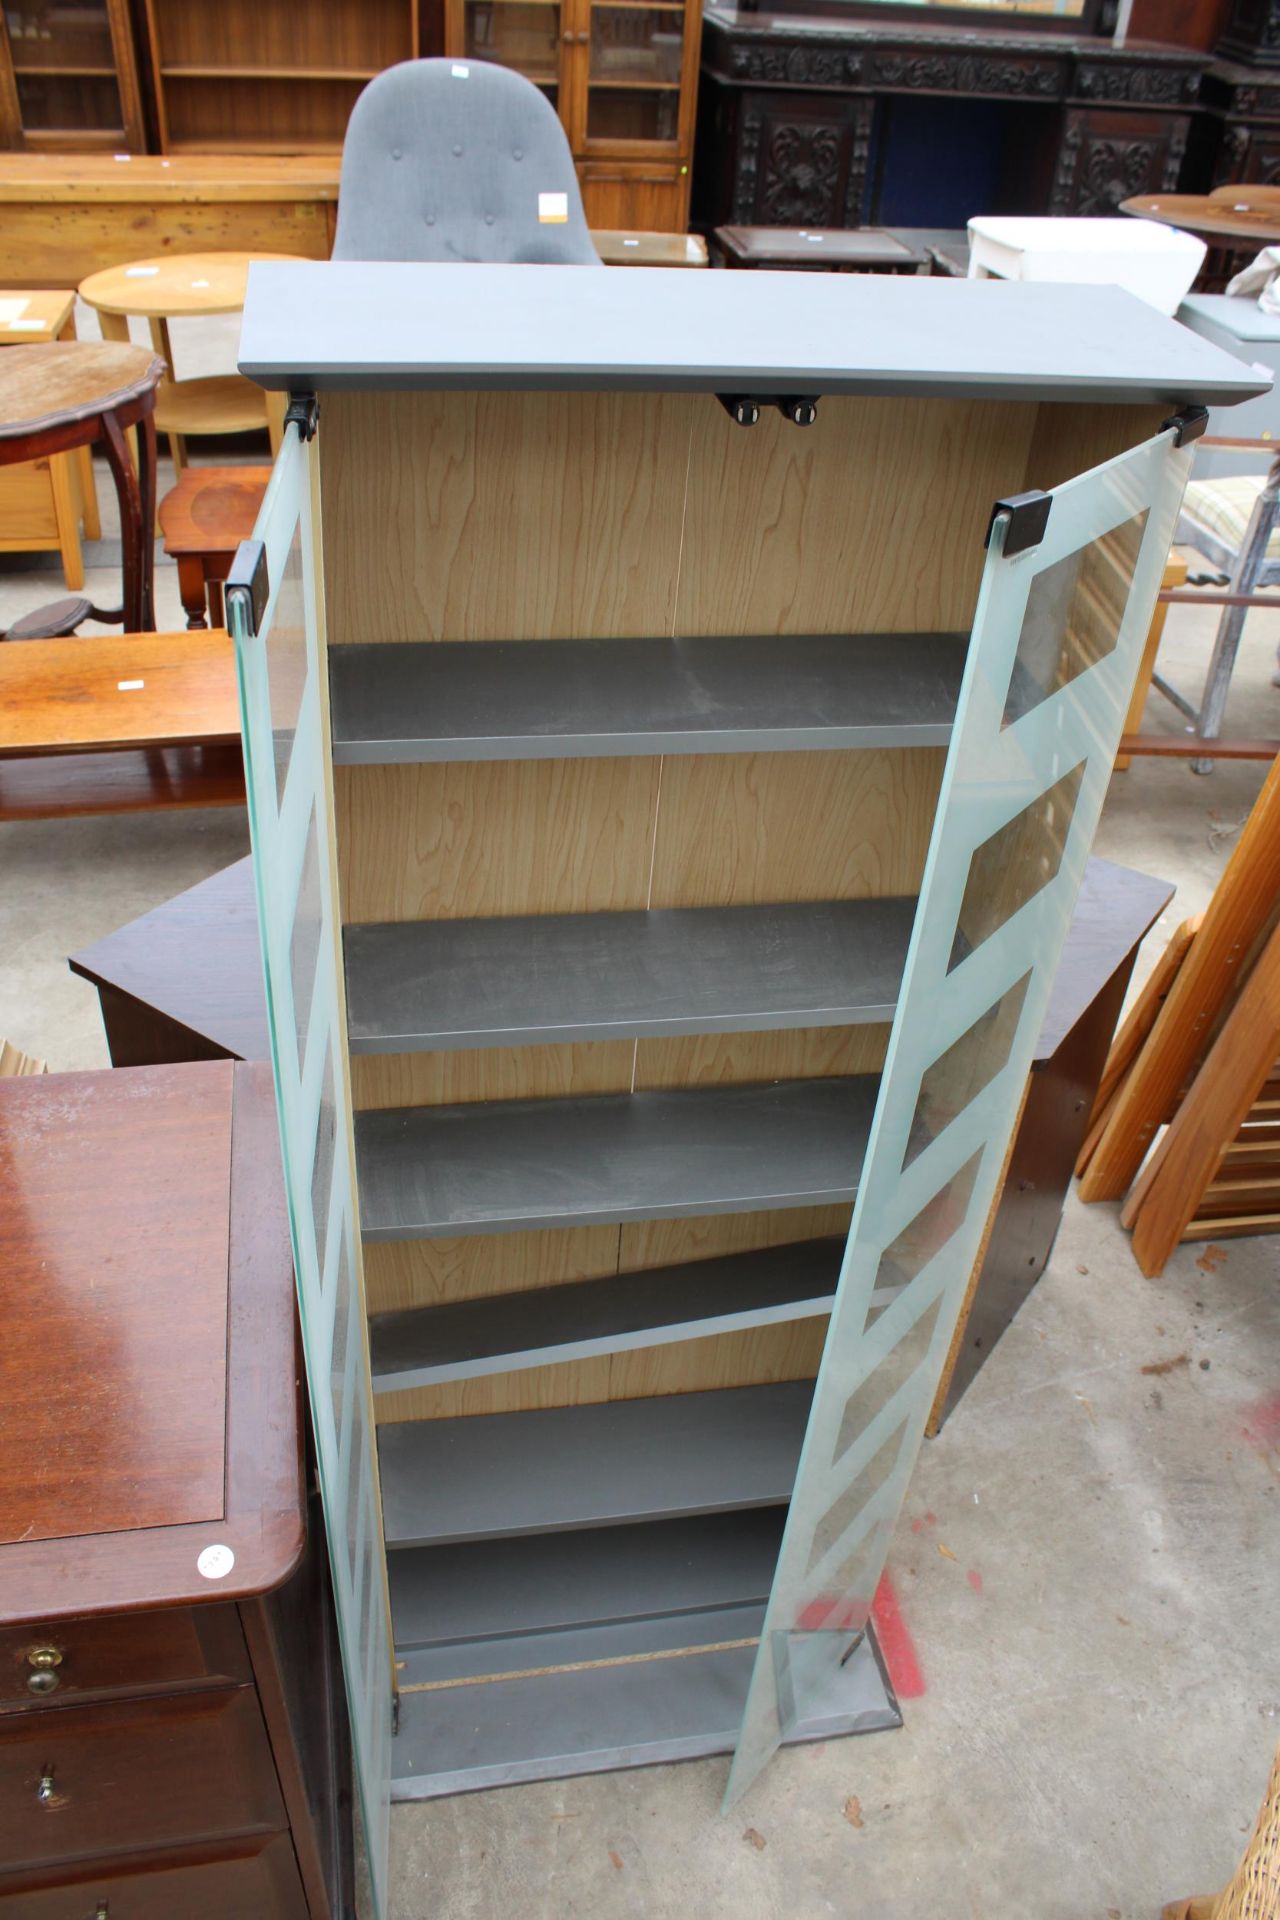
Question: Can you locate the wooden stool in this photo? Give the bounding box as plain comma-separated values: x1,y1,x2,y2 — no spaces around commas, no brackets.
0,343,163,635
78,252,297,475
159,465,271,629
0,289,100,592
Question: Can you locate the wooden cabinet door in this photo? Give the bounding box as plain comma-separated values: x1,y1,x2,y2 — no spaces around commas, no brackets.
1052,106,1191,215
445,0,574,132
572,0,695,160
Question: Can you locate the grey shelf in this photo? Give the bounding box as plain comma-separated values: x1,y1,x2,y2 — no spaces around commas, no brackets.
370,1237,843,1393
355,1074,881,1241
328,631,966,764
378,1381,813,1550
390,1510,787,1650
345,897,917,1054
392,1621,899,1800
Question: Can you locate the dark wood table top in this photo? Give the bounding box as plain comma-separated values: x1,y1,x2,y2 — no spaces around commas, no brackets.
0,1059,301,1623
714,225,928,268
70,852,1173,1071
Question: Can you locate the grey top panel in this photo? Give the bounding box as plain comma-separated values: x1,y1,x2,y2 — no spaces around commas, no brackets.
239,263,1269,404
1179,293,1280,346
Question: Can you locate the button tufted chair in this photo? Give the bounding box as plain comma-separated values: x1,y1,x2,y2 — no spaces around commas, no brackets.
332,58,602,266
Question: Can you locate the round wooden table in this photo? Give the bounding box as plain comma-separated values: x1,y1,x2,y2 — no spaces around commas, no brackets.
0,342,164,634
78,251,298,471
1121,192,1280,250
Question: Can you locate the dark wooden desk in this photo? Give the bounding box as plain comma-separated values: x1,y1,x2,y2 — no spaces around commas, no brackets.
0,1060,352,1916
69,854,1173,1428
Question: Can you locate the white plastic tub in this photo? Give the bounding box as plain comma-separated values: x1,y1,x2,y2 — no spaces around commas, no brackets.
967,215,1206,316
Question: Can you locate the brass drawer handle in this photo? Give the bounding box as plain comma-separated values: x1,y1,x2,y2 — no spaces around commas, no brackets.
36,1765,56,1804
26,1645,63,1697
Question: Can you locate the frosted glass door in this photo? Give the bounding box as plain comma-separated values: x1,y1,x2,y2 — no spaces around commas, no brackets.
227,424,394,1915
728,421,1194,1804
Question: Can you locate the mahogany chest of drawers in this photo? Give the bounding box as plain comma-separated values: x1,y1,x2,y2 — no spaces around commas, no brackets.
0,1060,353,1918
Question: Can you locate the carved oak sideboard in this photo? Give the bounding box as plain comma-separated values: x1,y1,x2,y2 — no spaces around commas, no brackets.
693,11,1207,232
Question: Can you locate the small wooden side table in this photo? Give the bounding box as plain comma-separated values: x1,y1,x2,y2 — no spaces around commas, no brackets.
592,230,709,268
0,343,162,635
78,253,297,475
711,226,928,271
0,1060,353,1917
159,465,271,629
0,289,100,591
0,626,244,821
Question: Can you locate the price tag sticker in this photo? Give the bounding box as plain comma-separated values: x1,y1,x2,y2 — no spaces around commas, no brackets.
539,192,568,225
197,1544,235,1580
126,265,160,278
452,63,469,77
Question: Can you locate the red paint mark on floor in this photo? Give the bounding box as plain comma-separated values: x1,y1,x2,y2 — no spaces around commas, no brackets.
909,1510,937,1534
966,1569,984,1594
1241,1391,1280,1456
871,1574,925,1699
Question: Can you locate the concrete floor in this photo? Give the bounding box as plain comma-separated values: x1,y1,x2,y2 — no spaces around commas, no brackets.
1,488,1278,1918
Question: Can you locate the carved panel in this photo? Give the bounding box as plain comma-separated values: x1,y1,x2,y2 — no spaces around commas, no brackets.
869,49,1061,97
1215,121,1252,186
728,43,850,86
732,99,766,223
843,97,874,225
761,116,845,224
728,91,869,226
1227,81,1280,116
1074,63,1199,106
1050,109,1178,216
1161,116,1190,191
1050,111,1085,215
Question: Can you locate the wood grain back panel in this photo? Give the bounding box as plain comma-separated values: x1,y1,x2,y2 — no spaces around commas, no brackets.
1022,403,1168,494
335,758,661,924
375,1317,830,1424
633,1024,889,1091
648,748,946,909
675,396,1038,638
351,1040,635,1113
364,1226,622,1315
318,390,693,645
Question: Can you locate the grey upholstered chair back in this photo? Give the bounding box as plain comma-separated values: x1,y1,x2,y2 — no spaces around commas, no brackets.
332,58,601,265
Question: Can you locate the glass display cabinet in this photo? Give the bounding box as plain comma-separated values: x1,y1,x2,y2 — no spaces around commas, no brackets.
444,0,701,228
229,261,1263,1914
0,0,145,150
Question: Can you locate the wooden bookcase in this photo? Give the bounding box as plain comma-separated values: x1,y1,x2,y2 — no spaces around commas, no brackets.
140,0,418,153
442,0,702,228
0,0,145,151
229,263,1260,1884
